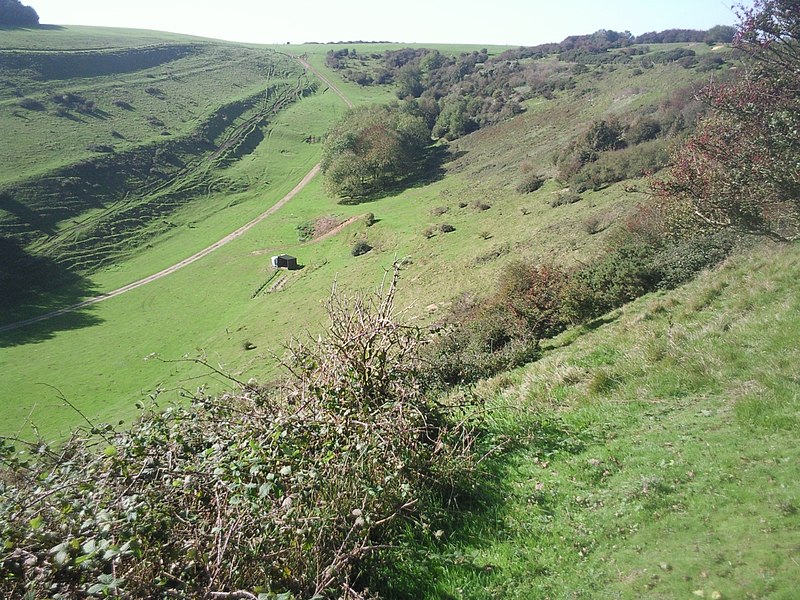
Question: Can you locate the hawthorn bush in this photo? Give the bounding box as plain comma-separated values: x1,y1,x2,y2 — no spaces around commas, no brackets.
0,268,481,599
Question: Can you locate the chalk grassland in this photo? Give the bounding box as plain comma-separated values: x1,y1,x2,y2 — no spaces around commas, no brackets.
422,242,800,598
0,25,218,50
1,27,724,441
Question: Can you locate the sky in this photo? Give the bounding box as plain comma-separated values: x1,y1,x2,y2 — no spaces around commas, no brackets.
28,0,745,46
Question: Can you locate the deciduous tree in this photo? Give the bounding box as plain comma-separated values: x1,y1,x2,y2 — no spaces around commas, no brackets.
321,105,430,200
0,0,39,26
654,0,800,239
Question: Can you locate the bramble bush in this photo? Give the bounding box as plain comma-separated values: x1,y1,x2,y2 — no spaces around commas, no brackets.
0,267,482,599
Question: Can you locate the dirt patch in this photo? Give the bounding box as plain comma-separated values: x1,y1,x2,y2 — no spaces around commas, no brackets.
311,216,360,243
313,216,342,239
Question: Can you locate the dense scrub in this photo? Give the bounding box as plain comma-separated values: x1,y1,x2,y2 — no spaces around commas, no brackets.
0,268,482,599
426,208,738,386
324,26,735,143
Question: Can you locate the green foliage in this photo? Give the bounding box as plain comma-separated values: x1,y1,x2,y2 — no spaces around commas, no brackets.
550,190,582,207
0,270,481,599
295,221,314,242
351,239,372,256
516,173,546,194
432,94,471,141
321,104,430,200
569,139,669,192
650,229,738,289
0,0,38,26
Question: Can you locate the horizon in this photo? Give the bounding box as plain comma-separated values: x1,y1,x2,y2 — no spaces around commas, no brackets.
25,0,745,46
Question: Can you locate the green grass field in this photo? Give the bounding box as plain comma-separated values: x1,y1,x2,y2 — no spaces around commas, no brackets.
0,27,741,444
420,241,800,598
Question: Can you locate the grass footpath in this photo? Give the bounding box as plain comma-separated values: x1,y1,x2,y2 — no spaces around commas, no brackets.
422,242,800,599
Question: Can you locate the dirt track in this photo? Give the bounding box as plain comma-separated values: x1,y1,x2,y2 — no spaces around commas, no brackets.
1,55,359,334
297,57,354,109
1,56,353,335
0,165,320,334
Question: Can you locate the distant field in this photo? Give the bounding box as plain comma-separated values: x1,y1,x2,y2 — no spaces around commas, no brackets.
0,25,217,50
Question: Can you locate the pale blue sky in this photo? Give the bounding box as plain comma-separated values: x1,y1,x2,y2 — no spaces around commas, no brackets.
28,0,745,46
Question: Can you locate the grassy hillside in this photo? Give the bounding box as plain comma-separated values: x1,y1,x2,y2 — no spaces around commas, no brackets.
0,28,735,443
0,23,797,600
420,241,800,599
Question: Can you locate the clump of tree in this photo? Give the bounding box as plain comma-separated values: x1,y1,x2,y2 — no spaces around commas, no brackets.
654,0,800,240
0,267,482,599
324,25,734,146
321,104,430,200
0,0,39,26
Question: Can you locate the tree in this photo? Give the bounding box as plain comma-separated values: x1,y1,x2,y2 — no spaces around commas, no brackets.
321,105,430,199
395,63,423,98
654,0,800,240
0,0,39,26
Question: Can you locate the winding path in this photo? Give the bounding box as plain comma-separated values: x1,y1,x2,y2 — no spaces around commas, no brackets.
1,56,352,334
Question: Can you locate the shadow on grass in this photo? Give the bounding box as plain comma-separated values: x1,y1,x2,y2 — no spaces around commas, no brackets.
360,451,514,599
0,237,102,347
542,311,621,354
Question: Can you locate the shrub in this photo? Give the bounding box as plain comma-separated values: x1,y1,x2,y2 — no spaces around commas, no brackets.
364,212,376,226
425,318,540,387
651,230,737,290
422,225,437,238
431,206,449,216
17,97,44,111
550,191,582,207
583,215,605,234
351,240,372,256
561,241,660,322
0,268,481,599
569,139,669,192
439,223,456,233
516,173,546,194
494,261,572,340
626,117,662,144
296,221,314,242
